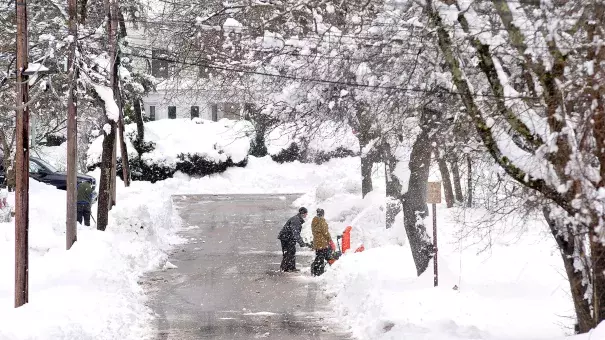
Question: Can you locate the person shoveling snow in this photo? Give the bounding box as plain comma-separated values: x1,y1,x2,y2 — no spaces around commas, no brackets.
76,181,97,226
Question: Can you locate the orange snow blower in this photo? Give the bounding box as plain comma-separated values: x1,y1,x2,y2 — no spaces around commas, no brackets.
327,226,365,265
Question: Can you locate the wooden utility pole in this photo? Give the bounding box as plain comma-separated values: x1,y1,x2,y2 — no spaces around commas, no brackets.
66,0,78,249
15,0,30,308
427,181,441,287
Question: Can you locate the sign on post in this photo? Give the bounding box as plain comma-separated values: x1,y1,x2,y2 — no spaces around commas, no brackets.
427,181,441,287
427,182,442,204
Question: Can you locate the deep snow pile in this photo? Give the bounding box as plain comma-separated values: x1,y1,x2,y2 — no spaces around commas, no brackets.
0,155,359,340
0,178,182,340
87,118,253,168
293,165,602,339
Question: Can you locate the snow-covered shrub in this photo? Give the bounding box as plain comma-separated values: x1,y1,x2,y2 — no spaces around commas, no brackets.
267,121,359,164
88,119,252,183
271,142,301,163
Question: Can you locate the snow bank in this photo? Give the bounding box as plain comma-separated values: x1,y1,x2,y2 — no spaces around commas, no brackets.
87,118,253,168
295,168,583,339
0,178,183,340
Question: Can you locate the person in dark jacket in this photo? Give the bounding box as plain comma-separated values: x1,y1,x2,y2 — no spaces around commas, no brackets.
278,207,309,272
76,181,95,226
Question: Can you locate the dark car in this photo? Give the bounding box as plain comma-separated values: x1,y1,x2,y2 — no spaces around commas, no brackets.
28,157,96,190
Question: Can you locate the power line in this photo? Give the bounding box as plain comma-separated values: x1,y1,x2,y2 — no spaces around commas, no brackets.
123,51,541,100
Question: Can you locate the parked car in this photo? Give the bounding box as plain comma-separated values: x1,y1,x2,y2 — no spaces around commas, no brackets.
29,157,96,190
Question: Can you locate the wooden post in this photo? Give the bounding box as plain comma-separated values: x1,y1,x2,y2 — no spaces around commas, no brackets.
427,181,442,288
15,0,30,308
66,0,78,249
432,203,438,287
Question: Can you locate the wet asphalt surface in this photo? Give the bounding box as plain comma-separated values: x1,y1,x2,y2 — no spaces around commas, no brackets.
144,194,351,340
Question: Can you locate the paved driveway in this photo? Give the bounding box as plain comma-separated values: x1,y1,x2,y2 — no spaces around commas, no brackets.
145,194,350,340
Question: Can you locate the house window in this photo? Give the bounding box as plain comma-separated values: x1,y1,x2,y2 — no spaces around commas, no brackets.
149,106,156,121
151,50,169,78
168,106,177,119
211,103,218,122
191,106,200,119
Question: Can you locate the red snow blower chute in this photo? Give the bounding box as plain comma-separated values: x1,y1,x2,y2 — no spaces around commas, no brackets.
327,226,365,265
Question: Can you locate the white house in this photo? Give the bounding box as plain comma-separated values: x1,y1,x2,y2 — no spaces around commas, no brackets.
125,2,254,122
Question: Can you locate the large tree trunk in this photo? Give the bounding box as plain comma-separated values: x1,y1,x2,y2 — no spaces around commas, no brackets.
435,148,454,208
449,155,464,202
97,121,116,231
355,102,376,198
383,139,402,229
543,208,593,333
401,125,435,276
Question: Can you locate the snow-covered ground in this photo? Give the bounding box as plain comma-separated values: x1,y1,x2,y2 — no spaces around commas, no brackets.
0,156,357,340
293,165,605,340
1,149,603,339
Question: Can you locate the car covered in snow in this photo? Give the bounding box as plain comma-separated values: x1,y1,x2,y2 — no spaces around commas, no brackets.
0,157,95,190
29,157,96,190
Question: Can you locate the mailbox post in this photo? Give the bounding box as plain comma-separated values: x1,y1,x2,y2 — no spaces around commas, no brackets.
427,182,441,287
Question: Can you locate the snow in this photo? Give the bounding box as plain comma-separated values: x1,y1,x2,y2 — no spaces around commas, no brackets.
93,85,119,122
293,165,599,340
223,18,243,33
2,122,601,340
24,63,49,74
0,154,359,340
0,178,182,340
87,118,253,168
266,121,359,156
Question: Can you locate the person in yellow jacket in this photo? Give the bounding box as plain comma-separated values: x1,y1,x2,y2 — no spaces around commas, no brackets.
311,208,332,276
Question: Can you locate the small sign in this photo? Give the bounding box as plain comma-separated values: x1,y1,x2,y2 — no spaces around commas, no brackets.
427,182,442,204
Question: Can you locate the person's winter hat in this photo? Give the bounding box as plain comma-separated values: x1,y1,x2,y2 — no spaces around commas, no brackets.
299,207,308,214
316,208,325,217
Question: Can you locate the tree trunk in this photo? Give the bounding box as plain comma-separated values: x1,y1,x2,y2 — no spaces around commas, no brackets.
466,154,473,208
133,99,144,143
355,102,376,198
543,208,593,333
435,149,454,208
111,135,117,207
591,231,605,327
97,122,116,231
115,54,130,187
384,140,402,229
401,127,434,276
449,155,464,202
360,148,373,198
